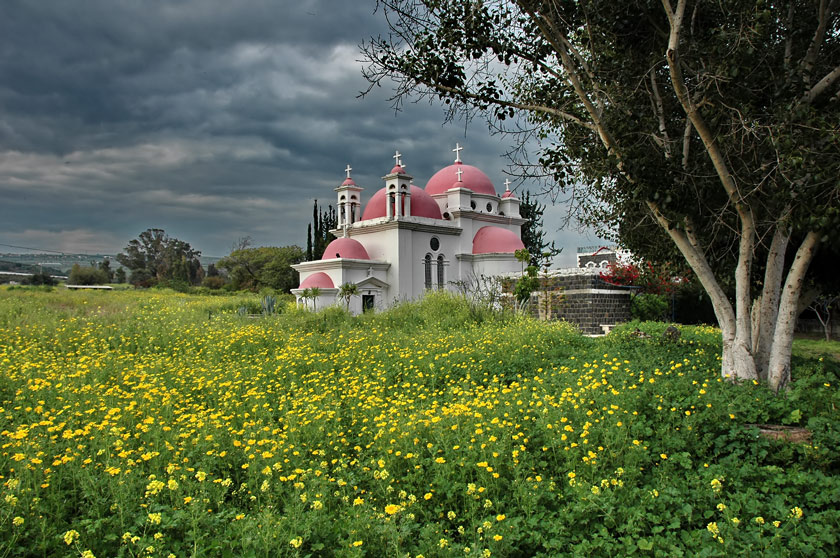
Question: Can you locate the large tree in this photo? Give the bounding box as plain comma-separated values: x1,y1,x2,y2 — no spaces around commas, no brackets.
519,191,559,267
117,228,204,287
217,242,305,292
306,200,337,261
363,0,839,391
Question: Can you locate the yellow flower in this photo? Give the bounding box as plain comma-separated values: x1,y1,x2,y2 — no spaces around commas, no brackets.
12,517,24,527
717,503,726,511
496,514,505,521
352,540,363,547
706,522,719,537
447,510,456,520
289,537,303,548
148,512,162,525
789,506,803,519
81,551,96,558
195,471,206,482
63,530,80,545
754,516,765,525
493,534,503,541
167,479,178,491
424,492,433,500
385,504,401,515
435,457,446,464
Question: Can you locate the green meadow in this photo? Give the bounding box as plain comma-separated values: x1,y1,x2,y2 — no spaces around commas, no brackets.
0,287,838,557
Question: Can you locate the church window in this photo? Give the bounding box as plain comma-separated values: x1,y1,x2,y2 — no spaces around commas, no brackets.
424,254,432,289
486,202,493,212
430,237,440,251
471,201,477,210
437,255,445,289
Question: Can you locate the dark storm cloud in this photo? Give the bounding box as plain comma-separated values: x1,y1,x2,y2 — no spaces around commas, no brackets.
0,0,600,262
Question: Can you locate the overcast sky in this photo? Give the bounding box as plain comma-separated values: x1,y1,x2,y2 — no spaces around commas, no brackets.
0,0,603,267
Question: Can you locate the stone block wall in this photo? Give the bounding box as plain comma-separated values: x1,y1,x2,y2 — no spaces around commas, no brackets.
507,269,632,335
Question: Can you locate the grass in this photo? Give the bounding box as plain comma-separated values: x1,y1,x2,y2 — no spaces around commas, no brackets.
0,287,838,557
793,336,840,363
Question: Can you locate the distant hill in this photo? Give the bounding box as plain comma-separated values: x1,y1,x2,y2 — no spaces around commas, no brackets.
0,260,64,276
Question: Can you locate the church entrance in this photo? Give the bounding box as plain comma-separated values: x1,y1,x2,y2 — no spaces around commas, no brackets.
362,295,375,312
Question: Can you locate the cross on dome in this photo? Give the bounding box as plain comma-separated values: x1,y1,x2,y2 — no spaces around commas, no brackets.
452,143,463,163
393,150,403,167
344,164,352,179
504,179,511,191
456,167,463,182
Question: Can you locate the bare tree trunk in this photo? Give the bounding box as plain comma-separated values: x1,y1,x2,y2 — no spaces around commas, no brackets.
752,226,790,381
767,231,820,392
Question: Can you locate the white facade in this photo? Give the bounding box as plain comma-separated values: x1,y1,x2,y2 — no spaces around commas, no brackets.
292,149,527,313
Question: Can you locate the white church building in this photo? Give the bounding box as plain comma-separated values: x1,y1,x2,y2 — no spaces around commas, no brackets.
292,146,527,313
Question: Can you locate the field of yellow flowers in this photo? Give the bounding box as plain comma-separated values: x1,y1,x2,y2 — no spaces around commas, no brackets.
1,287,838,557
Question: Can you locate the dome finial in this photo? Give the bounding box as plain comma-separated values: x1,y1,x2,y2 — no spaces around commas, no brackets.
393,150,403,167
504,179,511,191
452,143,463,163
344,164,352,179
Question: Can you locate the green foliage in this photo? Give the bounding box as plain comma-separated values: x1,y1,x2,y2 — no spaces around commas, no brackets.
21,272,57,286
632,293,670,322
68,263,110,285
116,228,204,287
307,200,337,261
217,245,304,292
519,192,559,267
0,290,838,557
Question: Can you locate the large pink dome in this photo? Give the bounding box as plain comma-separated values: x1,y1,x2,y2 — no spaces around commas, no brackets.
361,184,443,220
426,163,496,196
321,237,370,260
472,226,525,254
299,272,334,289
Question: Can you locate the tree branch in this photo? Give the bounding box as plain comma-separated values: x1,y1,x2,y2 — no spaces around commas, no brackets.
800,64,840,105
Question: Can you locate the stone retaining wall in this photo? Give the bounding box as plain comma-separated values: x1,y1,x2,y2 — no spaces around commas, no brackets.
506,269,633,335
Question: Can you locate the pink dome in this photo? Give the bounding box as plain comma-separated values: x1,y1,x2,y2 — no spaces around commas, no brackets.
299,272,334,289
361,185,443,220
472,226,525,254
501,190,515,199
341,177,356,186
321,237,370,260
426,163,496,196
390,165,405,174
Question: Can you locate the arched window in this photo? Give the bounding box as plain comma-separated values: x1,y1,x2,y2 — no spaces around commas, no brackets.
437,255,445,289
424,254,432,289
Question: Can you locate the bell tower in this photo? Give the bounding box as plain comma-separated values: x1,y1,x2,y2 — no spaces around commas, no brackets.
383,151,412,219
336,164,363,233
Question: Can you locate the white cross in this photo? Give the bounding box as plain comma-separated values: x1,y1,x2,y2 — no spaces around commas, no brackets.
504,179,511,191
452,143,463,163
393,150,402,167
456,167,463,182
344,164,352,179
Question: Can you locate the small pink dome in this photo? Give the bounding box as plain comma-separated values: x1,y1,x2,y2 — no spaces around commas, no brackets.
426,162,496,196
361,185,443,220
472,226,525,254
299,272,334,289
501,190,515,199
321,237,370,260
390,165,405,174
341,177,356,186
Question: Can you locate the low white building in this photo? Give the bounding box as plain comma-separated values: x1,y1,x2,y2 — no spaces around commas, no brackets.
292,147,527,313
